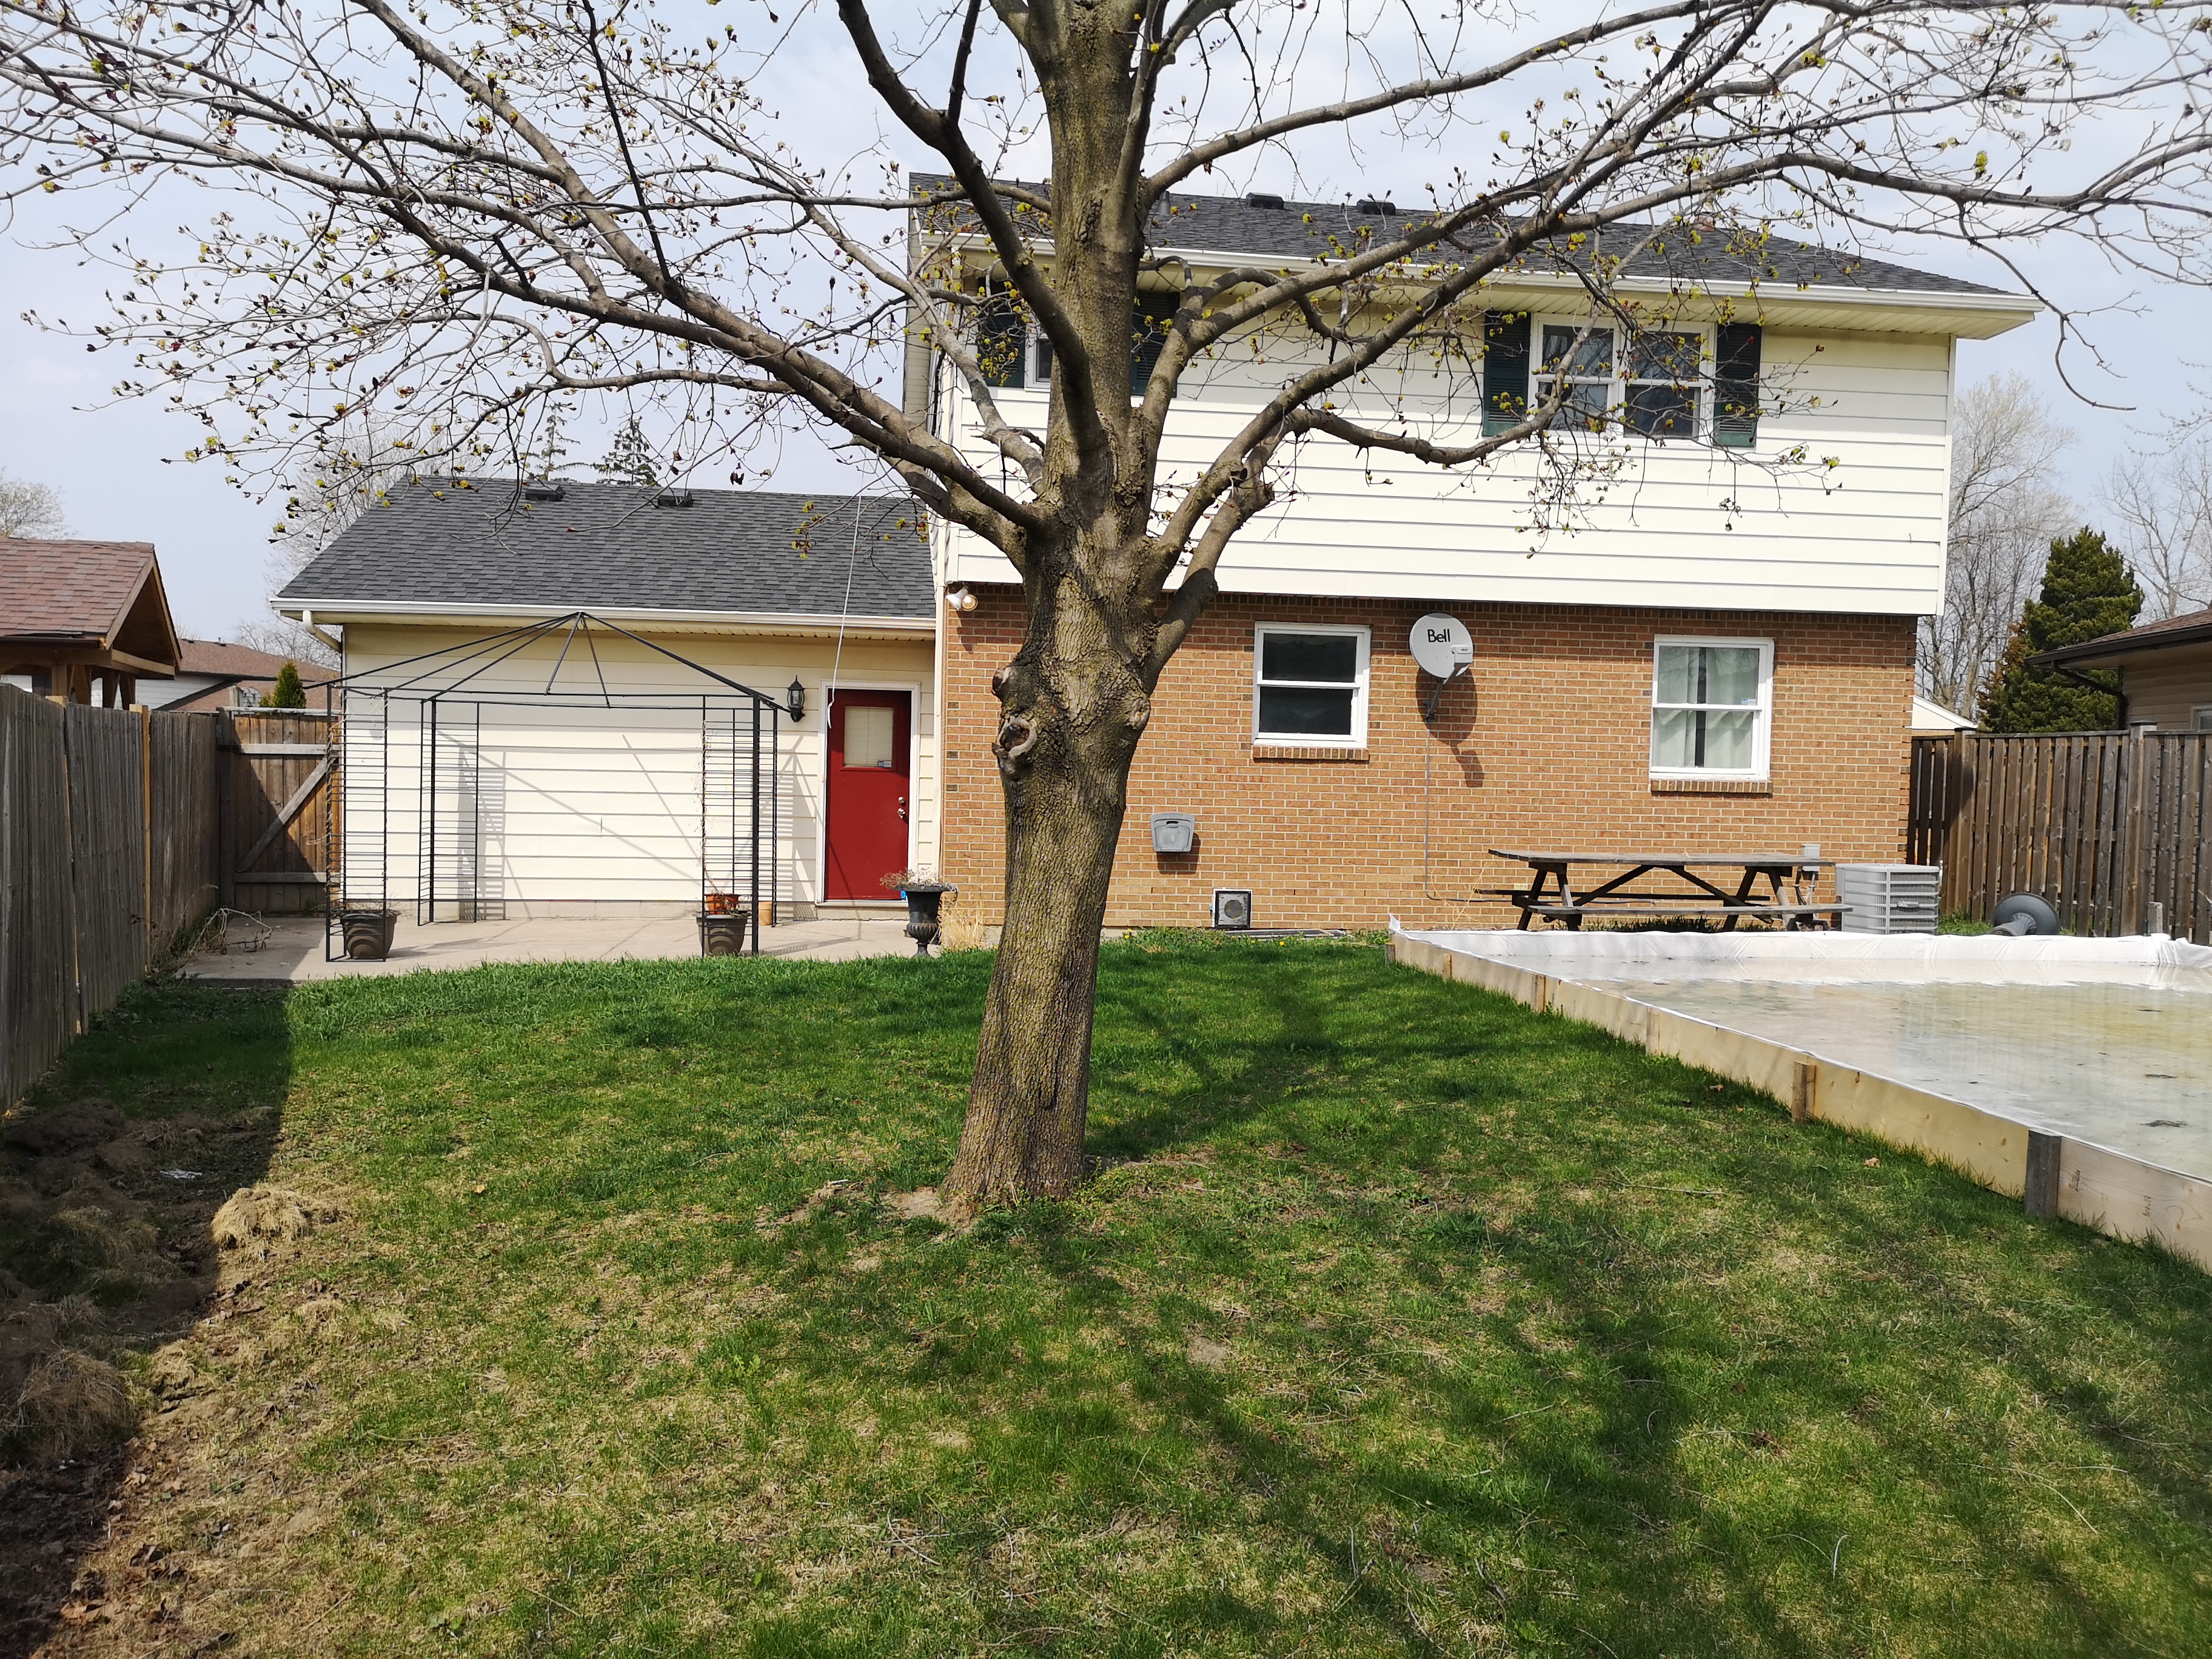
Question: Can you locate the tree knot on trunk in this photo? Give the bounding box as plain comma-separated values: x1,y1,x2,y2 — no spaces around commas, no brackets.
995,714,1041,770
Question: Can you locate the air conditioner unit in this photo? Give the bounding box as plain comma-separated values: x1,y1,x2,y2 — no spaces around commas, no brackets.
1213,889,1252,930
1835,863,1942,934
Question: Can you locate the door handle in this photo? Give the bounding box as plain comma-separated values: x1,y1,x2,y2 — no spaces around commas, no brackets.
897,795,908,822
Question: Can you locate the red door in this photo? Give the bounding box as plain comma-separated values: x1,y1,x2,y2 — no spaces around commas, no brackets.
824,690,911,900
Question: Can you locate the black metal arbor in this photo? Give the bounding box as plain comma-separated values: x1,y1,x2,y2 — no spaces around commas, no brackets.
321,612,785,960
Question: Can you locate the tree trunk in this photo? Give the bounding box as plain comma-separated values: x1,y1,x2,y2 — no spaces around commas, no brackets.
943,569,1153,1204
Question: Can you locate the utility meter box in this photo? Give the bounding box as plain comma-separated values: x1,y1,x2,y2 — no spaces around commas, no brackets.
1150,812,1196,854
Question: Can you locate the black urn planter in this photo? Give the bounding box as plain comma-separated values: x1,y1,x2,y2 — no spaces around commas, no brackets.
339,908,398,960
900,882,957,956
697,910,751,957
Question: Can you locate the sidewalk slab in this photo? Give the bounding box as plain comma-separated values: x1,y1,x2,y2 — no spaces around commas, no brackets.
181,914,922,982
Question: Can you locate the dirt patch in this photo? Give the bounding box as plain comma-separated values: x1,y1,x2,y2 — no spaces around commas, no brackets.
0,1095,284,1655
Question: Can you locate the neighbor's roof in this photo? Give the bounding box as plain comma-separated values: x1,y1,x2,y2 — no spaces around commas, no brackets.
177,638,336,684
2031,605,2212,669
1911,694,1974,731
279,480,936,624
0,537,180,667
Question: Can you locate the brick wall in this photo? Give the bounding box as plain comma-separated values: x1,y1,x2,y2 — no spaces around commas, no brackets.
940,587,1917,928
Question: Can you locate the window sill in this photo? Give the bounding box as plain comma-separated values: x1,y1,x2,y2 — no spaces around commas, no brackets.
1651,776,1772,796
1254,745,1370,763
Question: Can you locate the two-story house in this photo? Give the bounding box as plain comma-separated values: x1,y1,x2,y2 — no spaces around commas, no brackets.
916,190,2038,930
270,192,2036,937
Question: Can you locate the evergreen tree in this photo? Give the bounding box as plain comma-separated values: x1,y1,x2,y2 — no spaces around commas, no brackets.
263,660,307,708
594,416,660,488
1977,528,2142,731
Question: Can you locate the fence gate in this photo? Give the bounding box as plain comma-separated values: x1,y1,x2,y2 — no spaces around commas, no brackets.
1908,730,2212,942
222,708,337,915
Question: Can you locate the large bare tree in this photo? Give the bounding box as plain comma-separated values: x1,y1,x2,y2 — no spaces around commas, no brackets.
6,0,2211,1203
2107,437,2212,622
1920,372,2079,715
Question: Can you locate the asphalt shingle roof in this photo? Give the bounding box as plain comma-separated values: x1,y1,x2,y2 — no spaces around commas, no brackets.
0,538,158,640
914,178,2011,297
281,480,935,620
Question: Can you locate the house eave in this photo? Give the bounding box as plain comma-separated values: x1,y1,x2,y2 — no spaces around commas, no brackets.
936,231,2039,338
274,597,938,642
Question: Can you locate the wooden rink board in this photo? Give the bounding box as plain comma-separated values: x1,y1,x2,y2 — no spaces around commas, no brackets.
1387,932,2212,1273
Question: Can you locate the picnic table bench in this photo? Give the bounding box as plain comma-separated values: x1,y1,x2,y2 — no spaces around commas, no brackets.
1486,850,1845,931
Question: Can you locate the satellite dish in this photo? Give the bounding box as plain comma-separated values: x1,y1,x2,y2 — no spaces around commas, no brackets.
1410,613,1474,680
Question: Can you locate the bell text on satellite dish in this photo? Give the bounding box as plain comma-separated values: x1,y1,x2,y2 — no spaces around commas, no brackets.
1410,614,1475,679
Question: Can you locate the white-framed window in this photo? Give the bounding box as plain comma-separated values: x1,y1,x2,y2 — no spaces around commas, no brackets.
2193,704,2212,732
1532,319,1709,438
1253,623,1370,748
1651,636,1774,778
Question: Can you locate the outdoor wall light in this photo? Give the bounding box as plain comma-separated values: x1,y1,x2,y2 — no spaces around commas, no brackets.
946,586,979,613
785,677,806,721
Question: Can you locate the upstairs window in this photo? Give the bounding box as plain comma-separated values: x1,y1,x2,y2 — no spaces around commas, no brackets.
1483,318,1755,444
1253,624,1369,748
1537,325,1614,432
1022,295,1184,397
1651,637,1772,778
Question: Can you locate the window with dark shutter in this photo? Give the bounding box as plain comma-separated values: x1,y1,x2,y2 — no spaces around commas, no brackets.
976,289,1026,390
1130,293,1180,397
1713,323,1761,448
1482,311,1530,436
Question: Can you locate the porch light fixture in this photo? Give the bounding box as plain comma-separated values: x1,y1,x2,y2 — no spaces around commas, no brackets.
785,677,806,721
946,586,979,613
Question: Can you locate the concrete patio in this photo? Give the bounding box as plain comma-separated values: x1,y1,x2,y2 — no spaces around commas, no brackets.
181,911,921,983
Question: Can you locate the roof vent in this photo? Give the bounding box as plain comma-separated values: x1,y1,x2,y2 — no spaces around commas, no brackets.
1245,192,1286,210
1355,198,1396,216
654,489,695,509
520,479,566,501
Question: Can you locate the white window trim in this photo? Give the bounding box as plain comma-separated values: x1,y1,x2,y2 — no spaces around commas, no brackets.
1252,622,1371,749
1531,316,1712,440
1650,634,1774,780
2192,703,2212,732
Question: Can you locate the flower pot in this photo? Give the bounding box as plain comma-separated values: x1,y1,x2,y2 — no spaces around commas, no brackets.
900,882,957,957
698,910,751,957
340,908,398,961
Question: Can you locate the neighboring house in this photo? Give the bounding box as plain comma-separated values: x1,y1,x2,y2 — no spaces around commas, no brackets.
272,480,935,919
143,638,338,714
0,537,180,705
1910,695,1975,732
2029,607,2212,731
916,187,2039,928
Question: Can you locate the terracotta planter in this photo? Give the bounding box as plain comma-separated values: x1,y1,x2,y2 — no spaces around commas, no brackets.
698,910,751,957
340,909,398,960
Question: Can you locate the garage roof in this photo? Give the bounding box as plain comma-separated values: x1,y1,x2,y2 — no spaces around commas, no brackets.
280,480,935,622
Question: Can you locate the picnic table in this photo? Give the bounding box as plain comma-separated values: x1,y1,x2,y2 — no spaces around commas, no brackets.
1486,850,1843,931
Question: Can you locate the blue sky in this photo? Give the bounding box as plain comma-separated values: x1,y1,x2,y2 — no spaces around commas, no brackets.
3,5,2204,641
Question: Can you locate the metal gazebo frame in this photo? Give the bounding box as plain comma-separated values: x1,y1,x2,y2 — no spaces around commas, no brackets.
320,612,785,960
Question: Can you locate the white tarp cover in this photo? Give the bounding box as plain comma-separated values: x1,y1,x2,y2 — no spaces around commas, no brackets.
1395,926,2212,988
1396,926,2212,1178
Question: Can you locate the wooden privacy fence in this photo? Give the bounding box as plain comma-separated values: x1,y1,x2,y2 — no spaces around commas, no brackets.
1,685,223,1107
1908,730,2212,942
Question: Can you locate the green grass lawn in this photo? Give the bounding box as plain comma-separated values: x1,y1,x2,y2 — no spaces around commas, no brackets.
29,936,2212,1657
